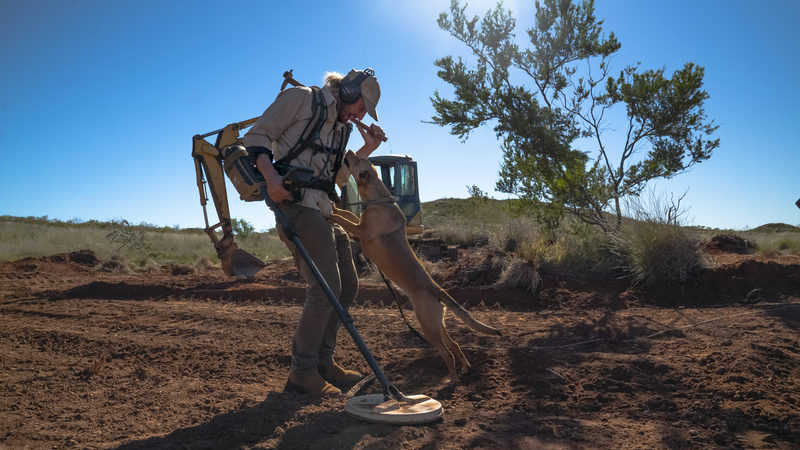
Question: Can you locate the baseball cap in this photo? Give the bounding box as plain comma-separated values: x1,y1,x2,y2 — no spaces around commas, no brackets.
343,69,381,121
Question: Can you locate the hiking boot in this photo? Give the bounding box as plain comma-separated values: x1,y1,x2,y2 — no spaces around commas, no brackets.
318,360,364,391
283,370,341,396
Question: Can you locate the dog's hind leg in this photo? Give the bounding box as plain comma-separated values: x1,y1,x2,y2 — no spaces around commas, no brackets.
441,318,470,374
417,305,458,381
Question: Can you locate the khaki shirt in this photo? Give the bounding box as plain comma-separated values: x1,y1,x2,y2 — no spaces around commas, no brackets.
243,86,351,216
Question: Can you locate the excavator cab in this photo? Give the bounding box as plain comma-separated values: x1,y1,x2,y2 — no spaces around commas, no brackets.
340,155,423,234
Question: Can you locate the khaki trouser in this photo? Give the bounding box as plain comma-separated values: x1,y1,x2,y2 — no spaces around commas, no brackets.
277,203,359,374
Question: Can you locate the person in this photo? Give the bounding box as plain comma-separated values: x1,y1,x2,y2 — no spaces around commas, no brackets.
243,69,385,395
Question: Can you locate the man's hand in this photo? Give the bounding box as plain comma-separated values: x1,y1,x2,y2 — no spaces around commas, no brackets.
354,120,385,155
267,178,293,204
256,153,293,203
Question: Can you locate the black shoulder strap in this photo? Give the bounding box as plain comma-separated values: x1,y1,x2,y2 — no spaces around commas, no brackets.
330,123,352,187
276,87,327,166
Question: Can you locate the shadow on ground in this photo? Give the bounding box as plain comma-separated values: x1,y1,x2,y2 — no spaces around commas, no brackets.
114,391,393,449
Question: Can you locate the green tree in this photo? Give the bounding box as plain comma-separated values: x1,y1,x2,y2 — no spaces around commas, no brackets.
231,218,255,238
431,0,719,232
467,184,490,202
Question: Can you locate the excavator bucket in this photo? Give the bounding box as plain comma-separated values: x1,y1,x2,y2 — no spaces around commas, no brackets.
203,219,266,278
223,244,266,278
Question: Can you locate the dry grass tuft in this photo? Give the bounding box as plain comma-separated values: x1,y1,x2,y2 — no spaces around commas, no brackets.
99,255,130,273
169,264,195,276
612,193,702,289
493,257,540,294
194,256,217,271
613,222,701,288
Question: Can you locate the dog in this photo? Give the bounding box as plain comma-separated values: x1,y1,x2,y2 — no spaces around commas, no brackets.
329,150,501,381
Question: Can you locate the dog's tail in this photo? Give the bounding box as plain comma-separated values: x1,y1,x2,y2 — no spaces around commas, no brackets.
439,289,502,336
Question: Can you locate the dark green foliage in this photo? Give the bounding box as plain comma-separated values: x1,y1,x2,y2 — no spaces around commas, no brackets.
432,0,719,232
467,184,490,202
231,218,255,238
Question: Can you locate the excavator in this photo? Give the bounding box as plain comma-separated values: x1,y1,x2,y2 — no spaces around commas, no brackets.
192,71,423,278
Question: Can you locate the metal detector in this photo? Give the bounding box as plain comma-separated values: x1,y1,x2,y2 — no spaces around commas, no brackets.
262,187,443,425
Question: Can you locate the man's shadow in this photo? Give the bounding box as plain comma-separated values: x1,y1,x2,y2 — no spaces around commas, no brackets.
115,391,303,449
115,391,385,449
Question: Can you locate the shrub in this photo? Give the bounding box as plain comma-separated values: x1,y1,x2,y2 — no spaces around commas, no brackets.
607,190,703,288
489,218,539,253
755,234,800,256
231,218,255,238
614,221,701,288
437,226,490,247
466,184,490,203
493,257,540,294
519,223,621,280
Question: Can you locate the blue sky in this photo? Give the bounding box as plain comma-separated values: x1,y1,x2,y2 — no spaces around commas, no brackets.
1,0,798,231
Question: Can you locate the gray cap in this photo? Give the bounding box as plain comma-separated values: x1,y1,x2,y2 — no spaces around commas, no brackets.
344,69,381,121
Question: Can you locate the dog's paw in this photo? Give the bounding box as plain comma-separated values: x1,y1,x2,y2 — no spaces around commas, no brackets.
436,382,457,399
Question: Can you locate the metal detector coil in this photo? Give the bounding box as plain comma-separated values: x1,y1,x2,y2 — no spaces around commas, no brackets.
344,394,442,425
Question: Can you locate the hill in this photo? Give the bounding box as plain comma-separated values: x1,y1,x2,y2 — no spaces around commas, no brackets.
749,222,800,233
3,203,800,268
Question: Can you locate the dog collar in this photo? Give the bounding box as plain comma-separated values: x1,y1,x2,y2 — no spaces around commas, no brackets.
362,196,398,207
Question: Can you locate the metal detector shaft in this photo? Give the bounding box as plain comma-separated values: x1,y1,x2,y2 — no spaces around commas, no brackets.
262,186,398,399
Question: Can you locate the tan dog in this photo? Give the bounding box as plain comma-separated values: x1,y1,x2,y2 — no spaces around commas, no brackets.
330,150,501,381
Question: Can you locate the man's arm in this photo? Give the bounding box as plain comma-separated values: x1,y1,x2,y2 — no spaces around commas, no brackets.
256,154,292,203
354,120,385,159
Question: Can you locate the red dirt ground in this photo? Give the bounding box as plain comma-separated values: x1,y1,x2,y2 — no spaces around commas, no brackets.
1,247,799,449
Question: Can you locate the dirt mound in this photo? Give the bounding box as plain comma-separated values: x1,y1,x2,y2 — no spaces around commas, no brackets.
5,249,99,269
702,234,755,254
61,280,178,300
69,249,100,265
1,251,102,279
694,259,800,302
436,248,505,289
631,258,800,306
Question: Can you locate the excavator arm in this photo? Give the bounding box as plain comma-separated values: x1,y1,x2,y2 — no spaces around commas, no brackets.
192,118,265,278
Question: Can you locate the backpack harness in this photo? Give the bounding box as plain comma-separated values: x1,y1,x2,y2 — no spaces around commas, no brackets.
263,86,351,201
222,86,351,203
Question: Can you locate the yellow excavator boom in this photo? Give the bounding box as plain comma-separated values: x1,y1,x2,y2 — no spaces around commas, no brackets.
192,118,266,278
